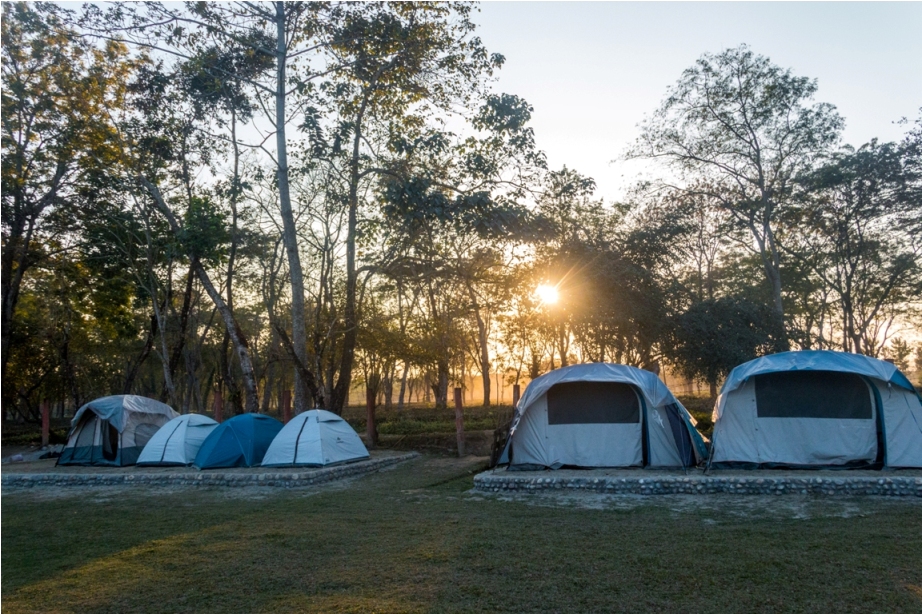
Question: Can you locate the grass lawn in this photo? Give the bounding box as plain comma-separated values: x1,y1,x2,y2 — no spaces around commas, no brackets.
3,457,922,613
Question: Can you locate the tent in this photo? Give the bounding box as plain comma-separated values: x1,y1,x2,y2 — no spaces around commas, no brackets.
58,395,178,466
137,414,218,466
193,413,283,469
498,363,707,469
261,409,369,467
710,350,922,468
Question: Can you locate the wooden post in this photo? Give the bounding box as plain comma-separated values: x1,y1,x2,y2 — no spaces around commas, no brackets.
41,400,50,448
453,387,465,457
214,389,224,423
366,387,378,449
512,384,521,408
281,389,292,423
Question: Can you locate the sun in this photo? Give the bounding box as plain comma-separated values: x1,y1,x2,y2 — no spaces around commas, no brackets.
535,284,559,305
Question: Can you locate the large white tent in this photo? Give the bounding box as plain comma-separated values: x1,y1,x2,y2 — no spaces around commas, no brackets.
137,413,218,466
498,363,707,469
710,350,922,468
58,395,178,466
261,409,369,467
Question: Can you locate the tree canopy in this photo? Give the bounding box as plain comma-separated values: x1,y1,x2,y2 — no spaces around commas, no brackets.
2,6,920,422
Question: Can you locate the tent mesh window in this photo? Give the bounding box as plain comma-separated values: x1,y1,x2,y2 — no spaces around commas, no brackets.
755,370,873,419
134,423,160,449
547,382,640,425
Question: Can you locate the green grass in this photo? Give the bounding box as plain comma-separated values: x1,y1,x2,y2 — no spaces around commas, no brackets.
342,403,514,436
3,458,922,613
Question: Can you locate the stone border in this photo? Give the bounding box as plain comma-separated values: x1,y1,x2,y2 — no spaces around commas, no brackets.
2,452,419,489
474,471,922,497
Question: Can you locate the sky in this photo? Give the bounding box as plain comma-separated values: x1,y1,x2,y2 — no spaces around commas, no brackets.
472,2,922,203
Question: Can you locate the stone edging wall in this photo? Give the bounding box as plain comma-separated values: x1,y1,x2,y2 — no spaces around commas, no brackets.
474,472,922,497
2,452,419,489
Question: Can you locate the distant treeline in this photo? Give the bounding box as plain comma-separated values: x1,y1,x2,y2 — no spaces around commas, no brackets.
2,2,920,422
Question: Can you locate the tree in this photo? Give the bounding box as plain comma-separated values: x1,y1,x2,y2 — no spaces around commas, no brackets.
79,1,329,414
631,45,843,347
320,3,506,413
786,138,921,355
886,337,912,373
665,296,783,398
1,2,133,396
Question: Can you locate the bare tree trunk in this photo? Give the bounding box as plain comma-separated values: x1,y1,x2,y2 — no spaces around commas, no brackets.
466,284,492,407
331,93,371,414
273,2,311,414
397,361,409,409
166,265,195,404
435,359,449,409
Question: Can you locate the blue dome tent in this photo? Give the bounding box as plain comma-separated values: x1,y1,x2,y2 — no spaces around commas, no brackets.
193,413,283,469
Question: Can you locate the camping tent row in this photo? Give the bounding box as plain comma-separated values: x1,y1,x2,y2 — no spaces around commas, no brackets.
499,352,922,470
58,400,369,469
58,351,922,471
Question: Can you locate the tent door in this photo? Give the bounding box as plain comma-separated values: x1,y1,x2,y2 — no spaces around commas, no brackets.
101,420,119,461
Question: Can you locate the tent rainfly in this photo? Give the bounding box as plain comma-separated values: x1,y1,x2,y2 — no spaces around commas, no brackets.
261,409,369,467
710,350,922,468
58,395,178,466
193,413,283,469
498,363,707,469
137,414,218,466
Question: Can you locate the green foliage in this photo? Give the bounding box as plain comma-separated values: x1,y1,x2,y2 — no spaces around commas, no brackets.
180,196,229,264
666,296,784,390
3,2,919,423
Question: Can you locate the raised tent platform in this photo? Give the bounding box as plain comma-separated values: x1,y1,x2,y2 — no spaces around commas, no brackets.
474,467,922,497
3,452,418,489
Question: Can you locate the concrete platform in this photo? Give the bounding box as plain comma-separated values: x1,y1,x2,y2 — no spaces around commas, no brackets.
474,467,922,497
1,451,418,489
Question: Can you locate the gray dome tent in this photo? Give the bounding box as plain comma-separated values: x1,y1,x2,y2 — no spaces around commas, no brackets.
498,364,707,469
710,350,922,468
58,395,178,466
261,409,369,467
137,413,218,466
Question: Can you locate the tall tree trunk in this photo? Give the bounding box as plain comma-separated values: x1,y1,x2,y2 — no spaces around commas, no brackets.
466,284,492,407
557,324,569,368
274,2,311,414
758,216,790,351
220,108,243,412
435,359,449,409
397,361,409,409
332,94,370,414
167,264,195,398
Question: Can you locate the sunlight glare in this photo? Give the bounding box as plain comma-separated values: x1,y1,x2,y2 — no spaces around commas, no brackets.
535,284,559,305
